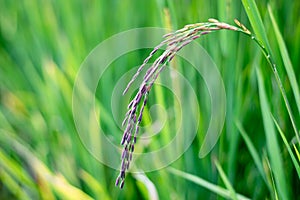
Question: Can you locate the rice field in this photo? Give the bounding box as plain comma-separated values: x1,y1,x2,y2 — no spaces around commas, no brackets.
0,0,299,199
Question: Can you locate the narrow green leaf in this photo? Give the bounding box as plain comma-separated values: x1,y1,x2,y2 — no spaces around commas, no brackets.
263,155,279,200
0,129,93,200
235,120,269,186
0,148,36,189
214,159,238,200
0,169,32,200
79,170,111,200
241,0,271,52
167,167,250,200
256,67,289,200
133,172,159,200
294,144,300,163
242,0,299,142
272,117,300,178
268,4,300,114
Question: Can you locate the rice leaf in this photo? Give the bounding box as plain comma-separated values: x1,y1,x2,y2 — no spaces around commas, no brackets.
0,148,36,189
267,4,300,115
235,120,269,186
294,144,300,163
272,117,300,178
0,169,32,200
167,167,250,200
256,67,289,200
242,0,299,143
0,129,93,200
79,170,111,200
263,155,279,200
241,0,271,51
214,159,238,200
133,172,159,200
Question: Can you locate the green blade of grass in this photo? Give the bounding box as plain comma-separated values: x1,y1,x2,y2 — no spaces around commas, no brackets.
272,116,300,178
79,170,111,200
0,129,94,200
218,0,240,183
133,172,159,200
0,148,36,190
263,155,279,200
241,0,271,51
235,120,269,187
256,67,289,200
0,169,32,200
268,4,300,114
167,167,250,200
214,159,238,200
242,0,299,146
294,144,300,162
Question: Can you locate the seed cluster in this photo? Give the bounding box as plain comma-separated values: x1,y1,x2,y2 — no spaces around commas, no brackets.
115,19,251,188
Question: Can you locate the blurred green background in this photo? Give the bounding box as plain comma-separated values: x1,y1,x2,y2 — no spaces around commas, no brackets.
0,0,299,199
